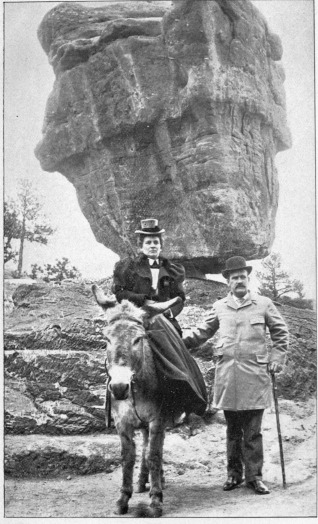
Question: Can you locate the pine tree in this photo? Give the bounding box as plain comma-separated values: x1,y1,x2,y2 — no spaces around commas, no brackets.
4,200,21,263
4,179,54,276
256,252,312,309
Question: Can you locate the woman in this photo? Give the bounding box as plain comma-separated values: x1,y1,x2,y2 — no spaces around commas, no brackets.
113,218,185,336
112,218,207,418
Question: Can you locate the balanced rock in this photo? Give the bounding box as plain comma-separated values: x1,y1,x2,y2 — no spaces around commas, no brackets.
35,0,291,275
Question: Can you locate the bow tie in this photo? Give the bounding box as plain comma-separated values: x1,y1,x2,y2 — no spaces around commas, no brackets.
150,260,160,268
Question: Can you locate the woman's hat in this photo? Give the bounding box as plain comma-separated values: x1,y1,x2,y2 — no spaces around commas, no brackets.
222,256,253,279
135,218,165,235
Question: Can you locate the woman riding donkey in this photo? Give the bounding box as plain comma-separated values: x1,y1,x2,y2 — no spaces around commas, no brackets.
112,218,207,419
93,219,207,515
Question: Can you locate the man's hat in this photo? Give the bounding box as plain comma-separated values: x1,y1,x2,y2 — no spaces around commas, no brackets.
222,256,253,279
135,218,165,235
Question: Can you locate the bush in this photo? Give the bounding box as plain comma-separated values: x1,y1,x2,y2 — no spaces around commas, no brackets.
29,258,81,282
10,269,29,279
280,295,314,310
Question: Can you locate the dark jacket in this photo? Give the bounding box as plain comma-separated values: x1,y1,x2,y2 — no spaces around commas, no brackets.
112,254,207,415
112,253,186,334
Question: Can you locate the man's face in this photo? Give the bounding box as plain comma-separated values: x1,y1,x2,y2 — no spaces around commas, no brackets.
141,235,162,259
228,269,249,298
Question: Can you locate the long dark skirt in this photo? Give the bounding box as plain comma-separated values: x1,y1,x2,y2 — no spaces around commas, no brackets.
147,314,207,417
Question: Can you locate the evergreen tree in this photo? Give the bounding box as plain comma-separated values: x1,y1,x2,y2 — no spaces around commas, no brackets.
4,200,20,263
256,252,312,309
4,179,54,276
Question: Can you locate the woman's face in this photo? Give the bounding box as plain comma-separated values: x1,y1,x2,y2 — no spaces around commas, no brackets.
141,235,162,259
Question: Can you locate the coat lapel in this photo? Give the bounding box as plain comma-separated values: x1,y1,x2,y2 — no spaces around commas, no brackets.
226,293,238,310
226,292,254,310
135,254,152,279
158,259,170,279
241,293,253,308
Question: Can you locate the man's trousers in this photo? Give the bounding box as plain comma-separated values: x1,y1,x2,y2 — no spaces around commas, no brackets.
223,409,265,483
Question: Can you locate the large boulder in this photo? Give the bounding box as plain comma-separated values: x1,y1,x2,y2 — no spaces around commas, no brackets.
35,1,291,276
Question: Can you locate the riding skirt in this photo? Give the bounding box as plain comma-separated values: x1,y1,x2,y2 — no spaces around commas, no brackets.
146,314,207,417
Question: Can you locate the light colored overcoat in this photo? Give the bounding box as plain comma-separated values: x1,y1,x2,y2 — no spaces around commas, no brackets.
183,292,289,411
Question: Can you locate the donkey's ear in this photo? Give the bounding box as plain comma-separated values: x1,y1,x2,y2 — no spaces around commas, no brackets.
92,284,117,310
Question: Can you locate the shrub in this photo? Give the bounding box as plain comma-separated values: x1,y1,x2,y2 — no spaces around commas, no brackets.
29,258,81,282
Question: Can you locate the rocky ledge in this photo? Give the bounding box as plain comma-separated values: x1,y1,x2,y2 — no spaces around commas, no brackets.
4,279,316,437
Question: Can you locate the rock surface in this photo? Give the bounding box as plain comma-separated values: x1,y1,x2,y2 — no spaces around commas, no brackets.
5,434,121,478
4,279,316,436
35,1,291,275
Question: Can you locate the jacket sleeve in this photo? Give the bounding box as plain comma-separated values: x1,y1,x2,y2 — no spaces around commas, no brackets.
168,261,186,318
112,258,147,307
183,307,219,349
265,300,289,366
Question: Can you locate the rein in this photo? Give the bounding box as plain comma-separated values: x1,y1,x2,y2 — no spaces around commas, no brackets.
130,376,164,426
108,315,144,326
130,336,163,425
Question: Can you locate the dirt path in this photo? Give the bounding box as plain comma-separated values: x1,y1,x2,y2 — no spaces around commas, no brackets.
5,399,317,519
4,464,316,518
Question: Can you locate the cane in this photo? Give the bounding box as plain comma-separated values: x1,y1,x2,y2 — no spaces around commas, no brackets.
105,360,112,429
271,370,287,488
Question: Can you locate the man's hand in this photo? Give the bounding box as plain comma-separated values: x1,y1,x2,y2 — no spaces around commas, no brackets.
268,362,283,374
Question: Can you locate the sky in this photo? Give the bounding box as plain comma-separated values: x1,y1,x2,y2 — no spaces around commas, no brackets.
3,0,316,299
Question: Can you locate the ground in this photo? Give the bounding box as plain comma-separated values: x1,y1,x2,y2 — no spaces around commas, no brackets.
4,278,317,518
5,397,316,518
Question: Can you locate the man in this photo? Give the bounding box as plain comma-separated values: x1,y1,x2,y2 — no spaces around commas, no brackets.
112,218,207,417
183,256,289,494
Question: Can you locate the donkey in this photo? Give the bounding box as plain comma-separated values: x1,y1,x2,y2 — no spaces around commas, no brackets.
92,284,184,517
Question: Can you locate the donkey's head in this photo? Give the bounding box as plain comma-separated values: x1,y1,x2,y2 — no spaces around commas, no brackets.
92,285,148,400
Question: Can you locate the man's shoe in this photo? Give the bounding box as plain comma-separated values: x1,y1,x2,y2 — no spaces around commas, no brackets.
223,477,243,491
246,480,270,494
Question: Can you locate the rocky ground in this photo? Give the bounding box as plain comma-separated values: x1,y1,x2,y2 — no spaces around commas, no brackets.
4,399,317,518
4,277,317,518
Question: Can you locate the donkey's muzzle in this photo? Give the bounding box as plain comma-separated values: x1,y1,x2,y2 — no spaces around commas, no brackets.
110,382,130,400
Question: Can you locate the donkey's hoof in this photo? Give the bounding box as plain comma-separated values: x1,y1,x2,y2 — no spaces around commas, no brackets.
115,504,128,515
135,501,163,518
150,502,163,518
115,500,129,515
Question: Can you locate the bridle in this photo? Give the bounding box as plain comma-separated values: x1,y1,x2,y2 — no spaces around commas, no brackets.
104,336,163,426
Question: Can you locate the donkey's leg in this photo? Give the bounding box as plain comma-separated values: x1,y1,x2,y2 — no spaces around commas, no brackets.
136,427,149,493
161,465,166,490
147,420,165,517
116,425,135,515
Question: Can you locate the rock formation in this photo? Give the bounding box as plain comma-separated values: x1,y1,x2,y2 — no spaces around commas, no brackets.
5,280,316,435
35,0,291,276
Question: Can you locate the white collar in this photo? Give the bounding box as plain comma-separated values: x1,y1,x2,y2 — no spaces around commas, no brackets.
148,258,159,266
232,292,248,304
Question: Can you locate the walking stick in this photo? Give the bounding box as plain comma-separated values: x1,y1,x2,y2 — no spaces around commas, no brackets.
105,359,112,429
105,377,112,428
271,370,287,488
